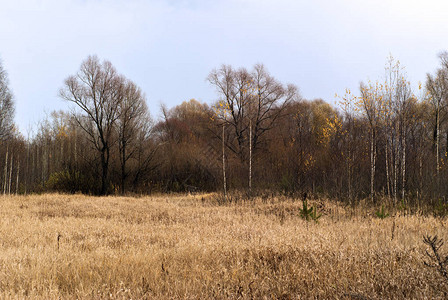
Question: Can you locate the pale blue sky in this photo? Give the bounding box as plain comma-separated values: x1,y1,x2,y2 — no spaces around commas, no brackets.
1,0,447,135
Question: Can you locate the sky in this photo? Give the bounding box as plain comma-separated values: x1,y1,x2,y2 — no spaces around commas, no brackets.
1,0,448,135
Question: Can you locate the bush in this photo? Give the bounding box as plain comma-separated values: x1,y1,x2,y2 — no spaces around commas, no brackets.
299,193,321,223
375,205,389,219
434,198,448,218
46,170,99,194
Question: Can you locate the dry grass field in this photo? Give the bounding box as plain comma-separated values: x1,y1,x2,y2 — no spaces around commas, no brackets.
0,193,446,299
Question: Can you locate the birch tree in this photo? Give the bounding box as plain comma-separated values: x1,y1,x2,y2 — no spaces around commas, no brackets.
337,88,359,201
208,64,299,193
360,81,383,202
212,100,230,200
384,57,412,201
426,68,447,194
0,59,14,141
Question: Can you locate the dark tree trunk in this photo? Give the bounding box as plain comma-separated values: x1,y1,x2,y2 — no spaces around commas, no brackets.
100,146,110,195
121,141,127,195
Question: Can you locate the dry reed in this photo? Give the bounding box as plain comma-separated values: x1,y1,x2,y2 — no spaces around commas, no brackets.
0,193,445,299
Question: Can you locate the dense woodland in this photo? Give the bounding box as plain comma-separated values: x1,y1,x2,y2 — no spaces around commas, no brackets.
0,53,448,204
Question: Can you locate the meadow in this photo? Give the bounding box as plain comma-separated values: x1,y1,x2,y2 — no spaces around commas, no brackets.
0,193,446,299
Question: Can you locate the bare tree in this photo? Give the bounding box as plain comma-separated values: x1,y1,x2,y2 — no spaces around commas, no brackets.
250,64,298,193
426,68,447,194
116,80,149,194
384,57,412,202
0,59,15,141
208,65,249,160
209,65,298,157
250,64,298,151
208,64,299,192
222,122,227,200
60,55,123,195
131,120,157,192
395,76,412,202
3,148,7,194
360,82,382,202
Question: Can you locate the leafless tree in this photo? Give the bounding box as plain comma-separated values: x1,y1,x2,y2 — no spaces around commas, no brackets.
116,80,150,194
209,65,298,158
208,64,299,192
383,57,412,201
426,68,448,193
360,81,382,203
0,59,15,141
60,55,123,195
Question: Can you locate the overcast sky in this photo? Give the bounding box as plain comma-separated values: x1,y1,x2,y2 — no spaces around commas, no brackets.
1,0,448,135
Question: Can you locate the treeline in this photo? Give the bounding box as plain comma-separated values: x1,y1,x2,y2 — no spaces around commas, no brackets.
0,54,447,203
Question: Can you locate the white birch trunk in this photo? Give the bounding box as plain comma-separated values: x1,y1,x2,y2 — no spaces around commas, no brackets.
3,149,8,195
385,138,390,197
401,119,406,201
249,118,252,195
394,130,398,203
8,153,13,195
436,104,440,193
16,160,19,195
370,128,375,203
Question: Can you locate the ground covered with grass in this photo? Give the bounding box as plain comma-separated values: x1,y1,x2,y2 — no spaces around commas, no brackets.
0,193,446,299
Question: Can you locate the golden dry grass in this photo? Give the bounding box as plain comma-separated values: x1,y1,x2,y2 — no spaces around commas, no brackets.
0,193,446,299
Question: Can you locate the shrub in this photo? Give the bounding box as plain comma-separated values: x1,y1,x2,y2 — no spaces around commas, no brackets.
375,205,389,219
434,198,448,218
46,170,99,194
299,193,321,223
